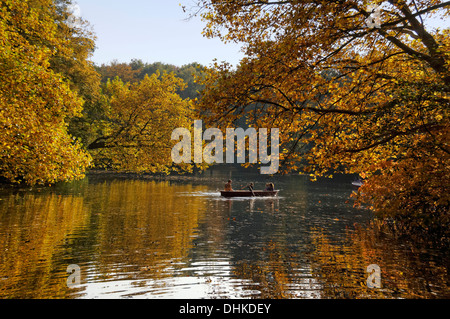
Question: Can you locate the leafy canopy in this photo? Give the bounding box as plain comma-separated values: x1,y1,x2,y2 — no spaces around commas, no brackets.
194,0,449,223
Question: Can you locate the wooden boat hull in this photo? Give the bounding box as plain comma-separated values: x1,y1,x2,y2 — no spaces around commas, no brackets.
220,190,279,198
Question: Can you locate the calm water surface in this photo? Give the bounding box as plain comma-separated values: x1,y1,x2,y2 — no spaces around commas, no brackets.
0,168,449,298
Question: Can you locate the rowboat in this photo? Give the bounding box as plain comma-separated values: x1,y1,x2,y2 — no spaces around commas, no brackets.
220,190,279,198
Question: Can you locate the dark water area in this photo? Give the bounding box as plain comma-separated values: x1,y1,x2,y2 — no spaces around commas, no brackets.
0,167,449,298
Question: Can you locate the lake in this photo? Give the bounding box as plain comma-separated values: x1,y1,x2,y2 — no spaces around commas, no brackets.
0,167,449,298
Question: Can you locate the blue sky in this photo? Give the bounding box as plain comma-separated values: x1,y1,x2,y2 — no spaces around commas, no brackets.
75,0,244,67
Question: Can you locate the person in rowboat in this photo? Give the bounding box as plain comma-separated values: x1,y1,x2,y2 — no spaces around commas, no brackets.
224,180,233,191
265,183,274,191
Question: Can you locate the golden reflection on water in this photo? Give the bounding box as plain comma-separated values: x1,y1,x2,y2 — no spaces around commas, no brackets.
233,241,318,299
0,180,208,298
0,175,449,299
309,222,450,298
0,193,90,298
94,180,206,278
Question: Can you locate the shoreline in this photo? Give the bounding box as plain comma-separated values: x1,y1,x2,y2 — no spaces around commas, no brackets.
0,169,349,189
0,169,234,189
85,169,226,182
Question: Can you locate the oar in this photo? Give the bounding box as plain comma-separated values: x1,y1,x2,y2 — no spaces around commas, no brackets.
248,183,255,197
239,184,255,196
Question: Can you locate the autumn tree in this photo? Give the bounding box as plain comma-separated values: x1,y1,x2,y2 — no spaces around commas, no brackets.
51,0,100,99
194,1,449,231
86,71,193,173
86,60,205,174
52,0,103,166
0,0,92,185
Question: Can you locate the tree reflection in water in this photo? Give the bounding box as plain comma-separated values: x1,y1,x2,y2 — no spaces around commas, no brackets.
309,221,450,298
1,172,449,298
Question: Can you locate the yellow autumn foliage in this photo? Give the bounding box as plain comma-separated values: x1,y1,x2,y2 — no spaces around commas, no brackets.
87,72,193,174
0,0,91,185
1,0,195,184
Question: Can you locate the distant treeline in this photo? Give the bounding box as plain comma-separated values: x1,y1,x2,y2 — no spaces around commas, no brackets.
96,59,205,100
